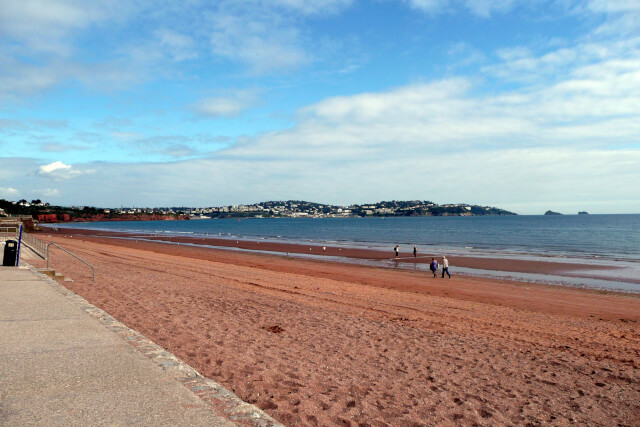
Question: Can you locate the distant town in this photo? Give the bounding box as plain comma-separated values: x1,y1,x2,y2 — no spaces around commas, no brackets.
176,200,515,218
1,198,515,224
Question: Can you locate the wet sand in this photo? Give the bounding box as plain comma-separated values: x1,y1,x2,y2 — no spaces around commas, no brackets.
46,227,617,277
32,231,640,426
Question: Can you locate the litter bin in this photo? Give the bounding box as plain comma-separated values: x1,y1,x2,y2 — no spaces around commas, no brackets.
3,240,18,266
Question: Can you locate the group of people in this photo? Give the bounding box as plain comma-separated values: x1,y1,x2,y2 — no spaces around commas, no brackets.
429,255,451,278
393,245,451,278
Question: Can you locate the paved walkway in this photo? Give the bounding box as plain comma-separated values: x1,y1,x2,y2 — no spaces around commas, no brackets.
0,266,281,426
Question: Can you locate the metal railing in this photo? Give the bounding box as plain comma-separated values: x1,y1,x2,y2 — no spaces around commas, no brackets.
20,232,48,259
47,243,95,282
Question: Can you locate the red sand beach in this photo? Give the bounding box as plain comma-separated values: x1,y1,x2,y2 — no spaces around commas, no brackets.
31,230,640,425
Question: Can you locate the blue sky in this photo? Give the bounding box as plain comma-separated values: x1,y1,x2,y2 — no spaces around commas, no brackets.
1,0,639,214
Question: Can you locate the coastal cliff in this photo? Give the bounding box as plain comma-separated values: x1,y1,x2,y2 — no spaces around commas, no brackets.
36,213,189,223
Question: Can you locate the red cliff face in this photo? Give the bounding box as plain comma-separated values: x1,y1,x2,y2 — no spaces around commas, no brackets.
37,214,59,223
35,213,188,223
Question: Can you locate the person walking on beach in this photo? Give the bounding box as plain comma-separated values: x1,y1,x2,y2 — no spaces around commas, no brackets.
441,256,451,278
394,245,399,258
429,257,438,277
413,245,417,258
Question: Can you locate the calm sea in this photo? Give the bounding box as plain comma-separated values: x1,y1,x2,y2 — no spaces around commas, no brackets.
56,215,640,292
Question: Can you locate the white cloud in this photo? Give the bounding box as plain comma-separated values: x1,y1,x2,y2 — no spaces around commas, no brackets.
447,42,486,67
405,0,528,16
193,98,249,117
94,116,134,131
202,0,358,74
192,91,261,118
209,11,310,73
161,145,197,158
111,132,143,142
37,161,90,180
294,60,639,149
586,0,640,13
485,37,640,85
40,142,87,153
0,0,124,56
269,0,354,15
0,118,67,130
405,0,639,18
0,54,65,98
39,161,72,175
405,0,449,13
563,0,640,36
0,187,20,197
464,0,516,17
121,29,199,66
107,133,229,160
155,29,198,62
0,50,144,100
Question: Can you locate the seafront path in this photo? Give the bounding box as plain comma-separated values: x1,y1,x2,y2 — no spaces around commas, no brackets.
0,265,282,426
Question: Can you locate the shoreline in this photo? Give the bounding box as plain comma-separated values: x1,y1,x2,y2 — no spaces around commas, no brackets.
36,227,640,305
40,226,639,292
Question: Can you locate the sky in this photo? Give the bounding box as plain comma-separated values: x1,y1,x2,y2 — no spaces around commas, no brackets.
1,0,639,214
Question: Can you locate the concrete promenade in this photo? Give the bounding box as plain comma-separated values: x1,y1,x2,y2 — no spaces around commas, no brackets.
0,266,281,426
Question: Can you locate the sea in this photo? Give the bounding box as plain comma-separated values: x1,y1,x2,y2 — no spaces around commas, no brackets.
55,214,640,293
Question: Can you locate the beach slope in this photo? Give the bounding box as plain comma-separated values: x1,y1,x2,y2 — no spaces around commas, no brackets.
33,233,640,426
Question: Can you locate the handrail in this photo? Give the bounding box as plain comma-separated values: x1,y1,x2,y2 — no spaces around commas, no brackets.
47,242,95,282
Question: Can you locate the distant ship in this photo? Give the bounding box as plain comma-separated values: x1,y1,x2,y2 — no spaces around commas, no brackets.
578,211,589,215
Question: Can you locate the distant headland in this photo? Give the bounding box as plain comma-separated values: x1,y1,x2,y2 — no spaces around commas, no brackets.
1,198,516,225
544,210,563,216
185,200,517,219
